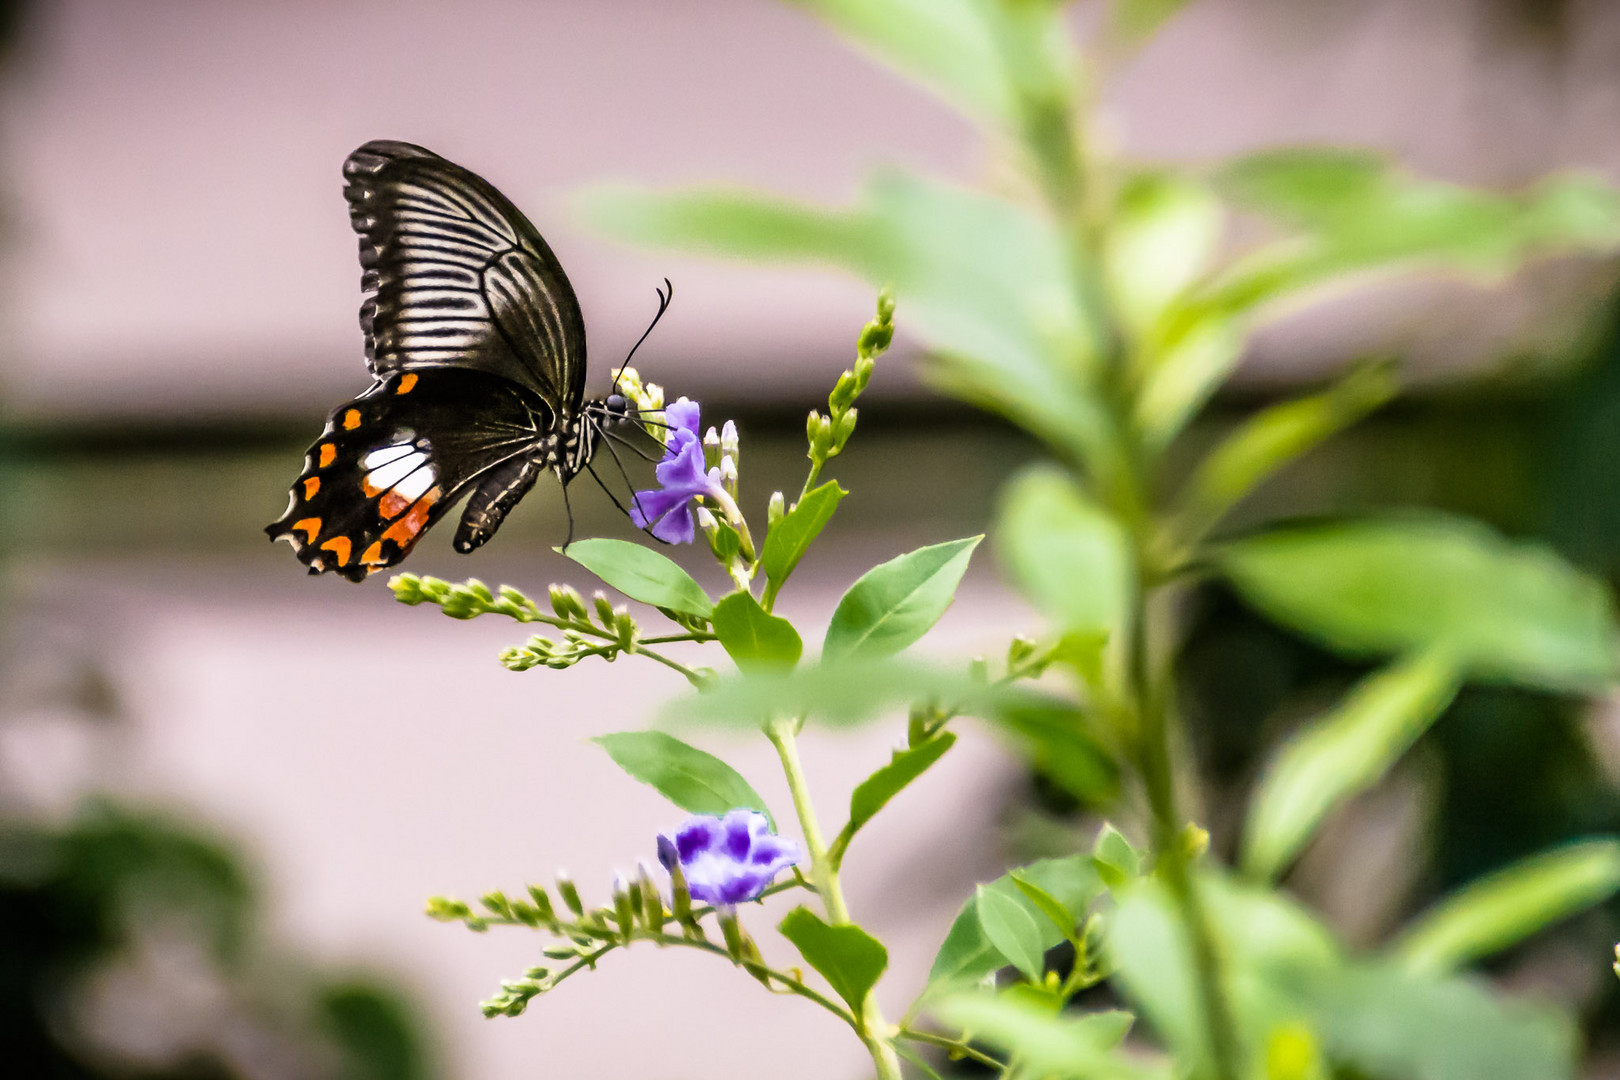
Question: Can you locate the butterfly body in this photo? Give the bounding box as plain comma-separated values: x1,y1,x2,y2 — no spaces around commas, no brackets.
267,140,617,581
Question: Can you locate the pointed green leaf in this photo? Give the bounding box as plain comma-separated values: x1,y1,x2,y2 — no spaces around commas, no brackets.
1174,361,1398,543
1242,652,1460,881
562,539,712,618
1105,171,1223,340
592,731,772,826
823,536,982,661
928,856,1103,990
832,732,956,864
998,467,1131,638
1394,839,1620,974
1009,872,1078,943
761,481,846,606
1092,823,1142,891
710,592,803,673
778,906,887,1014
976,883,1047,982
1217,514,1620,691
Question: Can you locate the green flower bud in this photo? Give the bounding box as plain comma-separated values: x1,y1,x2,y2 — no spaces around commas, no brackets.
556,872,584,916
592,591,615,627
527,886,558,927
832,407,858,450
767,491,786,528
549,584,586,621
719,910,747,962
612,875,636,937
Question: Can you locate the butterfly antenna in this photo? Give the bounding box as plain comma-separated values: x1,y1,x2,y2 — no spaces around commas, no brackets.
611,278,673,395
584,459,668,545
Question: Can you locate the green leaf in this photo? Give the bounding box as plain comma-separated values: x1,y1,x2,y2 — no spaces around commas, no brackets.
1132,308,1245,453
663,658,1002,729
562,539,713,618
709,592,803,672
1174,362,1398,544
823,536,982,661
1216,514,1620,691
986,694,1118,803
1092,823,1142,892
929,994,1145,1079
761,481,846,606
777,906,887,1014
833,732,956,864
583,174,1117,481
997,467,1131,638
1106,873,1340,1070
1241,652,1461,881
784,0,1012,123
591,732,772,826
1105,171,1223,340
1009,872,1078,943
1111,0,1195,40
1394,839,1620,974
976,883,1048,982
1306,960,1577,1080
1209,150,1620,316
928,856,1103,990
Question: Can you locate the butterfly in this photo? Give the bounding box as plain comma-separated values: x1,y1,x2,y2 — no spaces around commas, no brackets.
266,140,662,581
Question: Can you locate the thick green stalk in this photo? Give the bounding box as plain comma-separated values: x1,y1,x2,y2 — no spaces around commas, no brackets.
766,719,902,1080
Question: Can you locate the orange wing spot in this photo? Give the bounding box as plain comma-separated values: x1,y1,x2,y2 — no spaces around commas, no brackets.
377,489,411,520
342,409,361,430
396,373,418,395
380,487,440,548
318,444,336,468
292,517,321,542
302,477,321,499
361,541,387,565
320,536,353,566
363,478,383,498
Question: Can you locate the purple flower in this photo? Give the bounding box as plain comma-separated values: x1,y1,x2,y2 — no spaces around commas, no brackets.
630,397,728,544
656,810,800,907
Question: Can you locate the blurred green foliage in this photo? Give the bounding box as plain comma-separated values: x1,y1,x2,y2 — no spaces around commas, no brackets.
569,1,1620,1077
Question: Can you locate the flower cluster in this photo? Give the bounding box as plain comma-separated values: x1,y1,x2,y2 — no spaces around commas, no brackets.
630,397,742,545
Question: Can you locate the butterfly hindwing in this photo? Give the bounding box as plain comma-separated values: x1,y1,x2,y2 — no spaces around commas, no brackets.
342,141,588,417
265,369,555,581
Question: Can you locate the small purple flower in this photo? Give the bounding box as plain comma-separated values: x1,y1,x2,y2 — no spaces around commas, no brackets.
630,396,729,544
656,809,800,907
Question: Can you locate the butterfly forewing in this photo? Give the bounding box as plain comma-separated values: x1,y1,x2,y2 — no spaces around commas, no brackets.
343,140,588,414
265,369,554,581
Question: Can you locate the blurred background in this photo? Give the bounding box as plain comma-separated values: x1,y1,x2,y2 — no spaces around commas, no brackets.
3,1,1620,1077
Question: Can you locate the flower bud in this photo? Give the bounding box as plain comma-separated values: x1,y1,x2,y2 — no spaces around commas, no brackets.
550,583,585,621
527,885,558,927
695,507,718,533
556,872,584,916
832,407,858,450
806,409,824,449
637,862,666,931
720,419,739,454
593,591,615,626
767,491,786,528
719,456,738,484
612,874,637,936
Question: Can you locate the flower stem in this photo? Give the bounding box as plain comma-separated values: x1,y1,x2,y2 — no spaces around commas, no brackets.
766,718,903,1080
897,1028,1005,1071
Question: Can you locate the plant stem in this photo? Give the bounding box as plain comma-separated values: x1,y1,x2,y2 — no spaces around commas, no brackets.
766,718,903,1080
898,1028,1006,1071
1130,580,1242,1080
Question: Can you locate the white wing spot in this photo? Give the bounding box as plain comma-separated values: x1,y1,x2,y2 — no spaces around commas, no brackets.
363,443,415,470
367,449,430,491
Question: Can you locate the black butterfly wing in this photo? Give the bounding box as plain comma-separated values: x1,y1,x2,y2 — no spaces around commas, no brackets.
343,140,588,417
265,369,551,582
